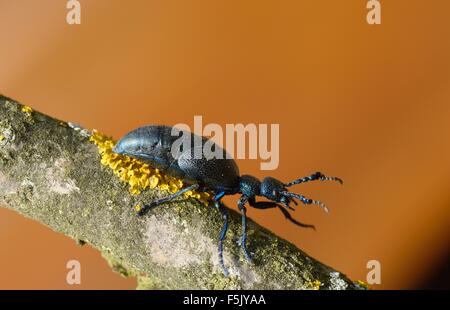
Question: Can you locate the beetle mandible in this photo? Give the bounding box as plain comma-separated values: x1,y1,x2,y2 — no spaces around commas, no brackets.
113,125,342,275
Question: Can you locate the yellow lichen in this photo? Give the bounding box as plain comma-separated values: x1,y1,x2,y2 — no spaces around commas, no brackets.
356,279,370,289
21,105,33,114
0,135,4,141
307,280,322,290
89,130,211,206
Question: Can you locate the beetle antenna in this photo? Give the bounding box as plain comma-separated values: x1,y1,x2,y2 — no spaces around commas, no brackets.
285,172,343,187
320,175,343,184
281,191,329,213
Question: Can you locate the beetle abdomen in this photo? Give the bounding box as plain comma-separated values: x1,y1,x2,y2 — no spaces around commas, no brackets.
113,125,176,171
178,145,240,191
113,125,240,192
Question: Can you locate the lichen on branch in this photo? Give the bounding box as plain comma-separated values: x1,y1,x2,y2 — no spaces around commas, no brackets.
89,130,211,211
0,94,366,290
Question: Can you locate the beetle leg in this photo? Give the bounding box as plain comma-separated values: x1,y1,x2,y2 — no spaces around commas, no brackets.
215,200,230,276
249,199,315,230
285,172,343,187
138,183,199,216
237,195,252,262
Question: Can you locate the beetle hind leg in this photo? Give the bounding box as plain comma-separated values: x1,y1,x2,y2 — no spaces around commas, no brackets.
138,183,199,216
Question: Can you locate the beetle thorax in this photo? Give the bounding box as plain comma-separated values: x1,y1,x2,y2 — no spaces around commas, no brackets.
239,175,261,198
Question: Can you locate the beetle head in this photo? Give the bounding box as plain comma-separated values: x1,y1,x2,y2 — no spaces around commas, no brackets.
239,175,296,210
260,177,298,210
260,174,341,212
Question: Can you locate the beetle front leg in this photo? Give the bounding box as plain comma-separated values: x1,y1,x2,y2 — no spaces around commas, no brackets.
237,195,252,262
249,199,315,230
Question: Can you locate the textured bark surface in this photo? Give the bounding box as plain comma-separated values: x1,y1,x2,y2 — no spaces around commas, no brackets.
0,95,365,290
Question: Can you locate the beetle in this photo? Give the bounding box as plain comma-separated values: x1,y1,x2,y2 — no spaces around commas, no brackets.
113,125,342,275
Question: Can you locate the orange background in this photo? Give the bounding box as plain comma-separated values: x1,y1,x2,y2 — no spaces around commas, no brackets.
1,0,450,289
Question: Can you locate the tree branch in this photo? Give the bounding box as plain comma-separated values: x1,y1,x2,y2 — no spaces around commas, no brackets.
0,95,365,290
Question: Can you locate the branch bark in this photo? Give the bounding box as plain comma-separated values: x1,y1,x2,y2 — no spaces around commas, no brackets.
0,95,364,290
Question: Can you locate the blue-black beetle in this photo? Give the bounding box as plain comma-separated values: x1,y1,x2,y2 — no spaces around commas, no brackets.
113,125,342,275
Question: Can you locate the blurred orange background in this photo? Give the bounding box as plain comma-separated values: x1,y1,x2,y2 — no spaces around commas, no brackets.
1,0,450,289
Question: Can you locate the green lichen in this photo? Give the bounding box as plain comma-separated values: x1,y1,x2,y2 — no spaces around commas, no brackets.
137,275,166,290
102,252,137,278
